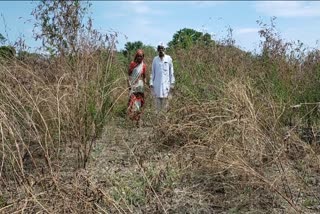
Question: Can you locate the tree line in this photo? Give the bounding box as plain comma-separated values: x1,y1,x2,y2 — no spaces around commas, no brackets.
0,27,216,61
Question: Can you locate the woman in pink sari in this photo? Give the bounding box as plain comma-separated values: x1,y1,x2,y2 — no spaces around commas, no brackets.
127,49,147,126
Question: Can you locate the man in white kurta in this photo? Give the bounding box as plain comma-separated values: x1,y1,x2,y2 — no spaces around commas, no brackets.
150,43,175,113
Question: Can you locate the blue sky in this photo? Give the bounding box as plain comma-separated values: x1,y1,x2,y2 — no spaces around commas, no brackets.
1,1,320,53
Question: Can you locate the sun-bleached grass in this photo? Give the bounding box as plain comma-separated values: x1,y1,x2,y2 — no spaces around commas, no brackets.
2,19,320,213
0,43,123,212
151,69,320,213
137,31,320,212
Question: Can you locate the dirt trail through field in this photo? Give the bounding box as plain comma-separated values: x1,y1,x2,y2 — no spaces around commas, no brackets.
85,112,217,213
86,117,180,213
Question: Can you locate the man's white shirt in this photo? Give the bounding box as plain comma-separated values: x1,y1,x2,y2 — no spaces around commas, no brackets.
150,54,175,98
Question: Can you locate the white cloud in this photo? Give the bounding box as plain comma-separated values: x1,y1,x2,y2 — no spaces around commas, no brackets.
137,19,152,26
255,1,320,17
235,28,259,35
131,4,152,14
189,1,227,7
126,1,165,15
104,12,127,18
102,1,164,18
120,24,172,48
128,1,144,4
98,2,171,50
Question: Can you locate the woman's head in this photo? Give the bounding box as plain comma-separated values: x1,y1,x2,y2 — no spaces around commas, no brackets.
134,49,144,63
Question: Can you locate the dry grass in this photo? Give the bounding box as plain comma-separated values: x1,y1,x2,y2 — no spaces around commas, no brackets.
0,44,121,212
1,21,320,213
150,77,320,213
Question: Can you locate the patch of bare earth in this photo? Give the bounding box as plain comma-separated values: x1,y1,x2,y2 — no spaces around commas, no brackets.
86,116,221,213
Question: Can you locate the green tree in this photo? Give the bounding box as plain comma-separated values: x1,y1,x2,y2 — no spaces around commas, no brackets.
120,41,157,67
168,28,215,49
142,44,157,56
122,41,143,58
0,46,15,59
17,50,42,61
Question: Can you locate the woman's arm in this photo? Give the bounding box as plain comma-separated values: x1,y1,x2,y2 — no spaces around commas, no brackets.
143,63,147,84
150,59,155,88
128,62,133,90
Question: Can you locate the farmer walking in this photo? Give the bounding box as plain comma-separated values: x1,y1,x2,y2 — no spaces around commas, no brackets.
150,42,175,114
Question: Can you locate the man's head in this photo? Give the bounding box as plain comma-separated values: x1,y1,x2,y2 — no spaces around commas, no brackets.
157,42,166,57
